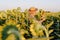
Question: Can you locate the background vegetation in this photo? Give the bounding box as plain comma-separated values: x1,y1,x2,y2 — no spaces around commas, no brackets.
0,7,60,40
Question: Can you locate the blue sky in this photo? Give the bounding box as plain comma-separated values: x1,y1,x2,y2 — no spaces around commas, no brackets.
0,0,60,12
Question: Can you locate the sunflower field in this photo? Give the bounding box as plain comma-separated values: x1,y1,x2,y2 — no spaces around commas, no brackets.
0,7,60,40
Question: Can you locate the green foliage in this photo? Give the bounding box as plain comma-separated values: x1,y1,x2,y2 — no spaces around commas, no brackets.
0,7,60,40
2,25,20,40
42,16,60,40
0,19,6,25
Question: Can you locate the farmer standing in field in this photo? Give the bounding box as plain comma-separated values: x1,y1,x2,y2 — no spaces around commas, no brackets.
28,7,46,23
28,7,47,38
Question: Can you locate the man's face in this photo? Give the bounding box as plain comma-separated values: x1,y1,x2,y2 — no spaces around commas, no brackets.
29,10,36,16
29,7,38,16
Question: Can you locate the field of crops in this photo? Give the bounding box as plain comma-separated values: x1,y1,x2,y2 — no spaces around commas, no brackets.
0,7,60,40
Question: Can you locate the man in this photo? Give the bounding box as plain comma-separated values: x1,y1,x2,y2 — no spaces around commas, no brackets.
28,7,46,24
29,7,46,38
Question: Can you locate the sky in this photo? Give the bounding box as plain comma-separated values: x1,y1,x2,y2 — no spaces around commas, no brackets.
0,0,60,12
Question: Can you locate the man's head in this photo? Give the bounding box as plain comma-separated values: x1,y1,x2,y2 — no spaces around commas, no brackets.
28,7,38,16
